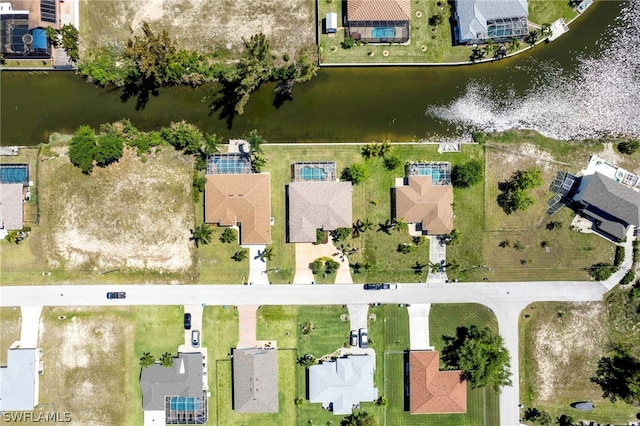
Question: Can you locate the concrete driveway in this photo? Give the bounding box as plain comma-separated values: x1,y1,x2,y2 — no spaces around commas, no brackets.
426,236,448,283
247,245,270,285
20,306,42,348
178,304,203,353
407,304,433,350
293,239,353,284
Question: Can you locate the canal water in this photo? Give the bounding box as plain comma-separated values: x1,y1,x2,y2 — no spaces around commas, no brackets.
0,0,627,145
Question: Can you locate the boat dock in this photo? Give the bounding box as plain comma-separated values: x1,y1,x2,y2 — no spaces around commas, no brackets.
548,18,569,41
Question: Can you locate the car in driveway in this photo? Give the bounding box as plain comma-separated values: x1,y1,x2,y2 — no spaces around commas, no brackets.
106,292,126,299
350,330,358,346
359,328,368,348
184,313,192,330
191,330,200,348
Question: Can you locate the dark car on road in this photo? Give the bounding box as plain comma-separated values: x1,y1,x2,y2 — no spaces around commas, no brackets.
363,283,382,290
364,283,398,290
184,313,192,330
106,292,126,299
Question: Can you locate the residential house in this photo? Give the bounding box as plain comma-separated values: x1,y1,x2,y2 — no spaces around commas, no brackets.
346,0,410,43
287,181,352,243
573,172,640,240
0,348,40,412
205,173,271,245
454,0,528,44
394,173,453,236
308,355,378,415
1,0,57,57
0,183,24,231
232,348,278,413
409,350,466,414
140,352,207,425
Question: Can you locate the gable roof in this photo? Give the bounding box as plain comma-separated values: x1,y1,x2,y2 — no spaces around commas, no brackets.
205,174,271,244
140,353,205,412
455,0,528,42
0,349,38,411
395,176,453,235
0,183,24,230
410,351,467,414
309,355,378,415
232,348,278,413
347,0,411,22
575,172,640,239
288,181,353,243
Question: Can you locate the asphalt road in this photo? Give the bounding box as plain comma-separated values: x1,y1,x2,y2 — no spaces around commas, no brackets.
0,279,610,426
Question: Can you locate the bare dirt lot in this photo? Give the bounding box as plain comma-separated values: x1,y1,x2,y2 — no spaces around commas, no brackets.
39,146,194,273
80,0,315,57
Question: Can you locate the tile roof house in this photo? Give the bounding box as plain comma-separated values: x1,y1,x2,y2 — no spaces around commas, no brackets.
0,183,24,231
455,0,529,44
287,181,352,243
395,176,454,235
0,348,39,412
205,173,271,245
232,348,278,413
309,355,378,415
140,352,207,425
573,172,640,240
409,350,466,414
346,0,410,43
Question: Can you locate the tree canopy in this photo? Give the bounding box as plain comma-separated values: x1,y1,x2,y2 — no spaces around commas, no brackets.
591,349,640,405
341,164,369,185
124,21,177,87
341,411,377,426
68,125,97,174
497,167,543,214
452,160,483,188
441,325,512,390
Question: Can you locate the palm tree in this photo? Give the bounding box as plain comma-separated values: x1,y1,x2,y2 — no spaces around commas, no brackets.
220,227,237,244
484,38,495,57
140,352,156,367
540,23,552,38
160,352,173,367
246,129,265,155
191,223,213,247
394,218,409,233
203,133,222,156
379,140,392,156
508,37,520,52
524,30,539,46
232,250,248,262
411,261,426,275
469,46,486,62
361,218,373,232
259,246,274,262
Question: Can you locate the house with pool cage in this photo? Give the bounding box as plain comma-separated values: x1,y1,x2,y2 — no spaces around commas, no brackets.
0,0,58,59
454,0,529,45
346,0,410,43
393,162,454,236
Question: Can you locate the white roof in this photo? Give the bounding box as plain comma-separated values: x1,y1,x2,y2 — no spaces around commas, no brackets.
455,0,528,42
0,349,38,411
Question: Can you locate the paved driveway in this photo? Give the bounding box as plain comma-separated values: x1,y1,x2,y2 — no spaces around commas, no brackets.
178,304,203,353
294,239,353,284
247,245,270,285
426,236,447,283
407,304,432,350
20,306,42,348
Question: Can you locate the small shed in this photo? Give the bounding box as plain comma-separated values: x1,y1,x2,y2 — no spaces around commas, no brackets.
326,13,338,34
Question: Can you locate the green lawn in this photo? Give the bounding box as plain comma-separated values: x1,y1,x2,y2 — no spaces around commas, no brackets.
0,308,21,366
528,0,578,25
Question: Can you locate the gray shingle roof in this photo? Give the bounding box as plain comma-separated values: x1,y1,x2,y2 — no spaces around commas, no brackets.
140,353,204,411
0,183,24,230
0,349,38,411
455,0,528,42
308,355,378,415
287,182,353,243
232,348,279,413
575,172,640,239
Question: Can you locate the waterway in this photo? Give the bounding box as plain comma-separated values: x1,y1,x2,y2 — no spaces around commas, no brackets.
0,0,627,146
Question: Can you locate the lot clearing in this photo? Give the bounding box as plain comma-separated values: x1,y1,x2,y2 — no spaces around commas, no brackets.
79,0,315,58
38,143,195,278
520,302,638,424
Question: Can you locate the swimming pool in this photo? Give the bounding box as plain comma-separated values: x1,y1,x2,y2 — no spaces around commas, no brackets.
418,166,442,182
372,27,396,39
0,164,29,185
170,396,201,411
299,166,328,181
209,155,251,174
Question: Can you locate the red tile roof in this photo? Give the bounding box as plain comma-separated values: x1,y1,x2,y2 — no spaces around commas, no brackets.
395,176,454,235
347,0,411,22
410,351,467,414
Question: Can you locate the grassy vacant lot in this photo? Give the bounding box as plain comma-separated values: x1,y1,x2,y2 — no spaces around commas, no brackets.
262,143,484,284
0,308,21,366
528,0,578,24
520,301,638,425
34,306,183,425
318,0,473,64
79,0,315,59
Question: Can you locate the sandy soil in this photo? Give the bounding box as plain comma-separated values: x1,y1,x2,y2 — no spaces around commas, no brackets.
81,0,315,56
40,147,194,272
530,302,606,401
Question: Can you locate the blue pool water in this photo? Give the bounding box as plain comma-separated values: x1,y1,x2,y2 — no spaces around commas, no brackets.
372,27,396,39
213,157,249,174
0,165,29,185
170,397,201,411
300,166,328,181
417,167,442,182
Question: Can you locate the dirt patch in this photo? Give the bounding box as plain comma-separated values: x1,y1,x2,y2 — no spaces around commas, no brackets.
0,308,22,365
39,147,194,272
81,0,315,57
38,308,133,425
529,302,606,401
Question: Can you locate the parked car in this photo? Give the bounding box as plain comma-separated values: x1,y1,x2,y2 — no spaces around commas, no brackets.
184,313,192,330
106,292,126,299
381,283,399,290
350,330,358,346
363,283,381,290
191,330,200,348
359,328,368,348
